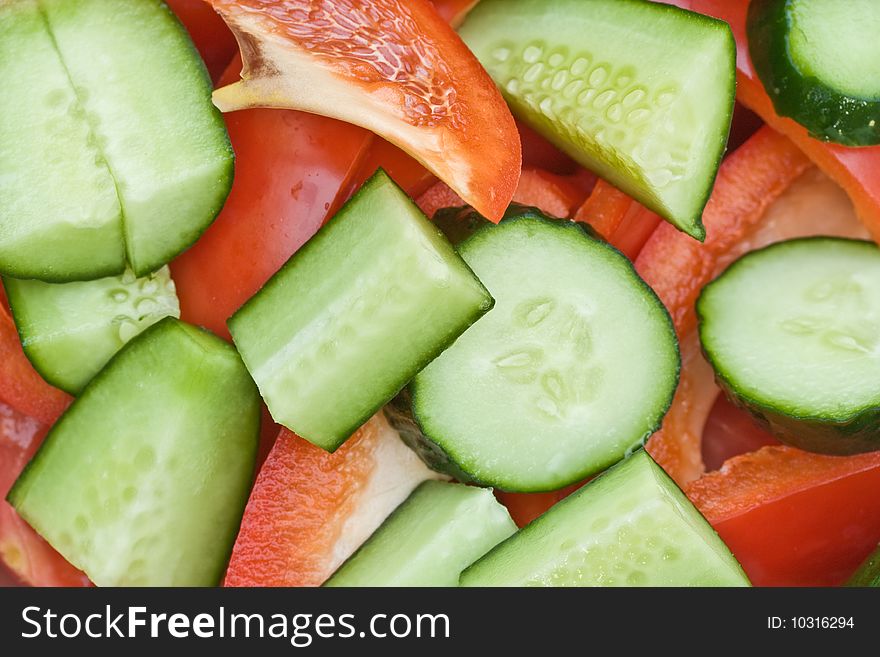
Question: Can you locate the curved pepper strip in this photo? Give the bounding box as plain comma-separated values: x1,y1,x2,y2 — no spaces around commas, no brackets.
574,180,661,261
0,402,88,586
685,447,880,586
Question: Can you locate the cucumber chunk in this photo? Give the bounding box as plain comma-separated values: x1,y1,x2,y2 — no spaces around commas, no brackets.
0,0,125,281
229,171,493,452
3,267,180,394
324,481,516,587
7,318,260,586
460,450,750,587
0,0,233,281
698,237,880,455
459,0,736,239
389,210,679,492
748,0,880,146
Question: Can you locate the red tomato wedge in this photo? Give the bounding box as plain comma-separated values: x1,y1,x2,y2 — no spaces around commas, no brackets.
171,57,372,339
0,402,89,587
224,414,439,587
686,447,880,586
166,0,237,82
676,0,880,242
637,127,866,485
0,304,70,426
207,0,520,222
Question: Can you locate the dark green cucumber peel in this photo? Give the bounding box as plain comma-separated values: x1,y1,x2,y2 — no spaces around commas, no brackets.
460,450,750,587
230,170,493,452
697,237,880,455
7,317,260,586
460,0,737,240
848,544,880,587
748,0,880,146
3,267,180,394
388,207,680,492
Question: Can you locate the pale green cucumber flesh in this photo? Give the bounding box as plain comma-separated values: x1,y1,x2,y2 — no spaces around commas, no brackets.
409,215,679,492
7,318,260,587
324,481,516,587
0,0,232,281
0,0,125,281
460,450,749,586
229,170,493,452
459,0,736,239
697,237,880,454
3,267,180,394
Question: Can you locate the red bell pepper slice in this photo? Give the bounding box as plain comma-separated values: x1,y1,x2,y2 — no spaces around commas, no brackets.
224,416,435,587
686,447,880,586
0,402,89,587
0,303,70,426
574,180,661,261
171,57,373,339
166,0,237,83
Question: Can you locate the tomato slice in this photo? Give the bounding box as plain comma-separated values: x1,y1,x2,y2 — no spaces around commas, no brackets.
166,0,237,82
0,402,89,587
224,415,436,586
171,57,372,339
686,447,880,586
207,0,520,222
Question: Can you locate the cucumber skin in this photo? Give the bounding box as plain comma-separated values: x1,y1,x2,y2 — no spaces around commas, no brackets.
748,0,880,146
696,237,880,456
388,208,680,492
7,318,260,586
848,545,880,587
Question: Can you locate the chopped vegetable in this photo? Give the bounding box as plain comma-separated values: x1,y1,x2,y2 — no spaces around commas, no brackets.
8,318,260,586
0,0,232,281
462,450,750,586
460,0,735,238
229,171,492,451
324,481,515,587
748,0,880,146
207,0,521,222
389,209,679,491
225,415,441,587
3,268,179,394
698,238,880,455
848,544,880,587
686,446,880,586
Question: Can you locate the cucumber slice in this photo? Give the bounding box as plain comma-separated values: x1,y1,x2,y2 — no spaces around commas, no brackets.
459,0,736,239
0,0,125,281
748,0,880,146
0,0,233,281
460,450,750,587
7,318,260,586
3,267,180,394
388,211,680,492
323,481,516,587
697,237,880,455
848,544,880,587
229,171,493,452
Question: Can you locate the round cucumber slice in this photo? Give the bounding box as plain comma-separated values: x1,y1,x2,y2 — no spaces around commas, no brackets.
748,0,880,146
698,237,880,455
393,212,680,492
